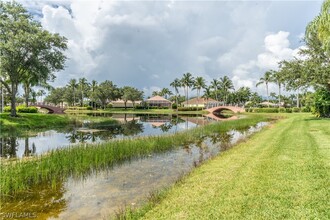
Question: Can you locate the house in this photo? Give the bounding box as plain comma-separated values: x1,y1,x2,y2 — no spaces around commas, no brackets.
146,96,172,108
111,99,142,108
181,98,220,108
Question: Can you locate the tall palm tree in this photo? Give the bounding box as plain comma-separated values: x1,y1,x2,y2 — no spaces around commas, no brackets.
180,72,194,106
78,77,90,107
37,89,46,103
89,80,98,109
256,70,273,107
193,76,206,109
219,76,234,104
68,79,77,106
210,79,220,101
170,78,181,109
202,86,212,108
272,71,285,107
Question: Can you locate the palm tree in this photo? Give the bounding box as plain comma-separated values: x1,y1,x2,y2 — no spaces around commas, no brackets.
68,79,77,106
219,76,234,104
160,88,172,99
37,89,46,103
256,70,273,107
89,80,98,109
78,77,90,107
202,86,212,108
272,71,285,107
210,79,220,101
170,78,181,109
180,73,194,106
193,76,206,109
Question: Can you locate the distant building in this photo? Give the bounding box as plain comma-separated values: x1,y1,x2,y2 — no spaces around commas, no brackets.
111,99,142,108
146,96,172,108
182,98,220,108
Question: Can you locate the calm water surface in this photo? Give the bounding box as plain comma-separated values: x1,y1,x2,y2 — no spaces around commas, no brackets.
0,114,213,158
1,112,267,219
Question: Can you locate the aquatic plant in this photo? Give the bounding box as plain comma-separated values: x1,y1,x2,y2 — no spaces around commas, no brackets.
0,115,271,196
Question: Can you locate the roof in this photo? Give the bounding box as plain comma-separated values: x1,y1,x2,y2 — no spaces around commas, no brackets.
146,96,171,102
182,97,219,105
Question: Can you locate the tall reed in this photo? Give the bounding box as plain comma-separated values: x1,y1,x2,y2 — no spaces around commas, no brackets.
0,115,272,196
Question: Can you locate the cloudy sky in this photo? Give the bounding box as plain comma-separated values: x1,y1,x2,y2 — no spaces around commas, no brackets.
18,0,322,96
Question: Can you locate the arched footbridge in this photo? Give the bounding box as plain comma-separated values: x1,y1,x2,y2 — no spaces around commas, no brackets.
206,106,245,114
33,104,66,114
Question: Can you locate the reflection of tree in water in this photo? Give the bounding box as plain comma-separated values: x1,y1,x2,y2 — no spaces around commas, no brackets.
120,120,144,136
219,132,233,151
23,137,36,157
158,123,173,132
2,180,67,220
209,132,233,151
0,137,18,158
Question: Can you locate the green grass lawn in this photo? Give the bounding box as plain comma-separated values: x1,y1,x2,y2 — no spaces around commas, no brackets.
0,113,75,131
122,114,330,219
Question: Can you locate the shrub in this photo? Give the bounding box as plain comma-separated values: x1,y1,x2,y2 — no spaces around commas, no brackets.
67,106,88,110
312,88,330,117
86,106,93,110
252,108,279,113
172,103,177,109
278,107,286,113
292,107,300,113
285,108,292,113
301,106,311,112
4,105,38,113
178,107,201,111
3,106,11,112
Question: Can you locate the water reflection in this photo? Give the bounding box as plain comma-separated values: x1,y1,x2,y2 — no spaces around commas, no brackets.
0,114,212,159
1,122,268,219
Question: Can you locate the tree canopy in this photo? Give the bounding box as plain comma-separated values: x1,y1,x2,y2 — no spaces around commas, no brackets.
0,2,67,116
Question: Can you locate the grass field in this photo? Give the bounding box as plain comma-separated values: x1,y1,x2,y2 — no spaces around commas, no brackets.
121,114,330,219
0,113,76,131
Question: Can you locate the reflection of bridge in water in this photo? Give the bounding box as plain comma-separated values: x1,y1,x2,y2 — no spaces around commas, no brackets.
204,106,245,121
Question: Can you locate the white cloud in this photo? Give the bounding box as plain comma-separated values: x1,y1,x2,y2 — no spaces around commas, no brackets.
16,0,322,96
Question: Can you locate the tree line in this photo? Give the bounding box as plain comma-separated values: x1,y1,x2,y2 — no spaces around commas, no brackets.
44,79,143,109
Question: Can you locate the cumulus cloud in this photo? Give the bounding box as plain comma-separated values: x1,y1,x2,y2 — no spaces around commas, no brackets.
232,31,303,94
16,0,322,98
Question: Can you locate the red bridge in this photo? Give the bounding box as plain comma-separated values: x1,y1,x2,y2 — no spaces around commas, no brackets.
33,104,66,114
206,106,245,114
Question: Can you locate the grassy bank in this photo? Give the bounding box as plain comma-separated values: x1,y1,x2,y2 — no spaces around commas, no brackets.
0,113,76,131
0,114,270,196
121,114,329,219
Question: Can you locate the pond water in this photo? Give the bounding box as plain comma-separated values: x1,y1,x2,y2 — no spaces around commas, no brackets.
1,115,267,219
0,114,215,159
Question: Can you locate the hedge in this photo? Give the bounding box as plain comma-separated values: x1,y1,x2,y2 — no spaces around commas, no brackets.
178,107,202,111
4,105,38,113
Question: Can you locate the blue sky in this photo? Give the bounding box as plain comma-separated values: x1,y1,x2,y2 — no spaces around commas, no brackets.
18,0,323,96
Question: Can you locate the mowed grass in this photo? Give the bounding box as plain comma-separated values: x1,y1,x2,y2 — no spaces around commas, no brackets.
122,114,330,219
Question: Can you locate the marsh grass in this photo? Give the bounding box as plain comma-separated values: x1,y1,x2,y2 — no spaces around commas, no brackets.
0,114,270,197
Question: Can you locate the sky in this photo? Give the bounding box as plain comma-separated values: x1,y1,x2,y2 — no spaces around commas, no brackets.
17,0,323,96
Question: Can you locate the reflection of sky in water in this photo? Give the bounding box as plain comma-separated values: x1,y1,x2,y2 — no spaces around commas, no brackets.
9,118,200,158
2,122,268,219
